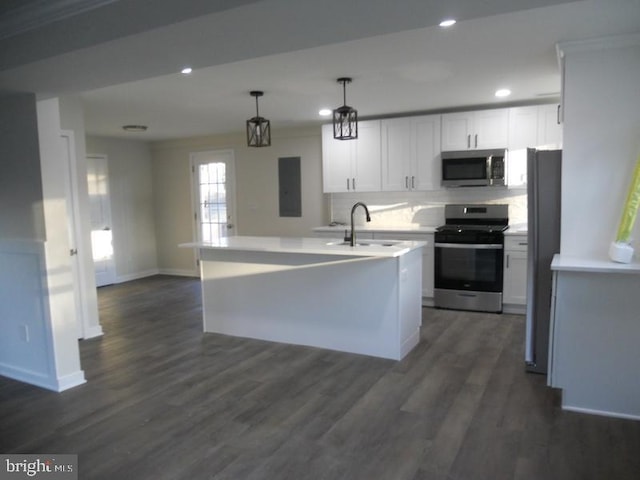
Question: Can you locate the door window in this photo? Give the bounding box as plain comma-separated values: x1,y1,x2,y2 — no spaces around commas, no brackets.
191,150,236,244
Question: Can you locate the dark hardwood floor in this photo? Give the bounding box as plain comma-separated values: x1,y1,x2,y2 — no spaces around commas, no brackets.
1,275,639,479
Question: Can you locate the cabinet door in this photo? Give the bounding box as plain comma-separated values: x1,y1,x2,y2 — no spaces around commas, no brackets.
352,120,381,192
441,112,474,150
381,118,412,191
422,233,434,297
474,109,509,149
322,124,352,193
413,115,441,191
504,236,528,305
503,250,528,305
537,104,562,149
442,110,508,150
508,106,538,150
374,232,434,298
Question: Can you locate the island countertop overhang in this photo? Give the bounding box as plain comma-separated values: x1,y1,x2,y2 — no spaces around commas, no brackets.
180,235,426,258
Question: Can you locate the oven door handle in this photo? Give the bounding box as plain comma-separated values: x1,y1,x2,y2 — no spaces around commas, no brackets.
435,243,503,250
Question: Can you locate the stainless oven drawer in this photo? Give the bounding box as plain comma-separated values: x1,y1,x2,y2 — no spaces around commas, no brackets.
434,288,502,313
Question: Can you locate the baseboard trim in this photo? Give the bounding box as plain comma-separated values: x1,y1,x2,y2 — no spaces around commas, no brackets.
562,404,640,421
54,370,87,392
0,364,85,392
83,325,103,339
158,268,199,278
115,269,160,283
502,304,526,315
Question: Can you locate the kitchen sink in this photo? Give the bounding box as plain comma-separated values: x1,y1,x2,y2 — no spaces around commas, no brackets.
326,240,401,247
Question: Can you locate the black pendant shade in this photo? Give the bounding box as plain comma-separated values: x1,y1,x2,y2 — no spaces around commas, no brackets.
333,77,358,140
246,91,271,147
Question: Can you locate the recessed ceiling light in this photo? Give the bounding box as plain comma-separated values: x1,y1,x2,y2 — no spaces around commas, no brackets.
439,19,456,27
495,88,512,98
181,67,193,75
319,108,332,116
122,125,148,132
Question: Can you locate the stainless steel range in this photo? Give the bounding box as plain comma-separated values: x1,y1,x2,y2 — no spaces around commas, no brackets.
434,204,508,313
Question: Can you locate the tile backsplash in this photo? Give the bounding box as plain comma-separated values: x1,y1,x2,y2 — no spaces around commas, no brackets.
328,187,527,227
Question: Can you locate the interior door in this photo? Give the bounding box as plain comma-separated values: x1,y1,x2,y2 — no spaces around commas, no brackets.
87,154,116,287
191,149,236,245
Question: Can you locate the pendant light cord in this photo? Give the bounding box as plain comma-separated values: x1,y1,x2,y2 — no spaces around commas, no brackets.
342,80,347,107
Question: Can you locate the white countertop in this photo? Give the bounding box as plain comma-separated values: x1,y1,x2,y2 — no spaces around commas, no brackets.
313,224,527,235
313,225,438,234
551,253,640,274
504,224,528,235
181,236,426,258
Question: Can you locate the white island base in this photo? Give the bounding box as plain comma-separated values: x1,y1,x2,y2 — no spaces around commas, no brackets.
191,237,424,360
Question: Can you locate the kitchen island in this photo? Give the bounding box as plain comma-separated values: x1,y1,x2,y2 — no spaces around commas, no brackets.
182,236,425,360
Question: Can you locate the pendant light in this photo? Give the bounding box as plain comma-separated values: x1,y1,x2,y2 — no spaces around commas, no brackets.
246,91,271,147
333,77,358,140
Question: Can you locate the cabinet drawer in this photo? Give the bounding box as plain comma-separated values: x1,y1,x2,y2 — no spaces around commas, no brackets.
505,236,528,251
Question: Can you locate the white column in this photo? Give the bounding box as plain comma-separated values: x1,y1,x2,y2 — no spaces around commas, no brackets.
36,98,86,391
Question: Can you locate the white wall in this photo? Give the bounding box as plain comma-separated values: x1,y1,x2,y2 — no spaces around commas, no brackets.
151,127,328,275
328,188,527,228
0,93,51,387
1,97,86,391
86,136,159,282
560,34,640,258
0,92,45,240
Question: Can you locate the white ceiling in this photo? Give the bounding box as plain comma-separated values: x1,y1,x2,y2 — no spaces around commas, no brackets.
1,0,639,141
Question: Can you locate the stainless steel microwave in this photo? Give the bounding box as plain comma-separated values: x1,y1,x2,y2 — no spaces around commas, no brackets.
441,149,507,187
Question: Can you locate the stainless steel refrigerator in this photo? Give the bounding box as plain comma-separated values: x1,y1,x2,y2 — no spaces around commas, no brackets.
525,148,562,375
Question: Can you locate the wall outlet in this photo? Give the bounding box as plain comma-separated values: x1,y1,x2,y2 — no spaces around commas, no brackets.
20,324,29,343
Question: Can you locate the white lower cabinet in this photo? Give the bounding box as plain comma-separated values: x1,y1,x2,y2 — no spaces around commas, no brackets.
374,232,434,301
503,235,528,312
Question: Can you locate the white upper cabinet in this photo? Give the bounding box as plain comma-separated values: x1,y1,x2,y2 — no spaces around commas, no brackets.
536,104,563,149
508,106,539,150
507,104,563,187
381,114,441,191
508,104,562,151
322,120,381,193
441,109,508,150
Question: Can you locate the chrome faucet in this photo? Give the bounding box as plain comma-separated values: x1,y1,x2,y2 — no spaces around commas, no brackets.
346,202,371,246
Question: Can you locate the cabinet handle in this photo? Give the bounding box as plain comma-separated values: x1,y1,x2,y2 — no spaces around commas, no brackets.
352,178,356,190
405,176,409,189
475,134,478,148
557,104,561,125
347,178,350,190
411,176,415,189
506,254,510,269
518,242,528,246
467,134,471,149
